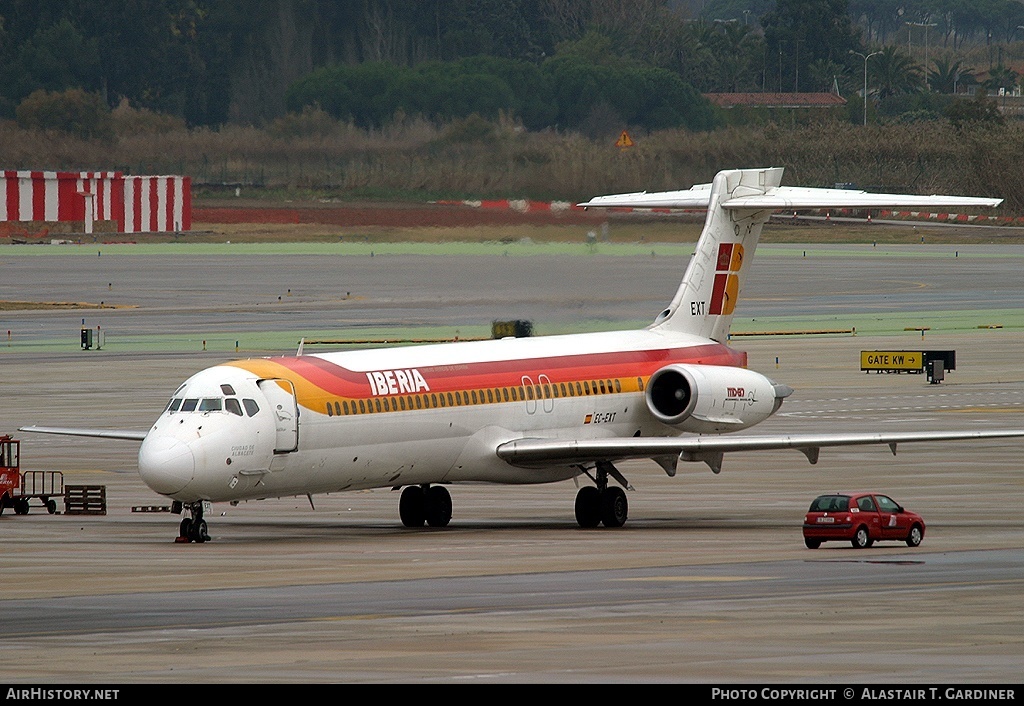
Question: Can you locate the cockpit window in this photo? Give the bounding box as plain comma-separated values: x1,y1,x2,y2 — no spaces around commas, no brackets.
167,398,182,413
199,398,223,412
225,398,243,416
242,399,260,417
220,384,236,395
181,398,199,412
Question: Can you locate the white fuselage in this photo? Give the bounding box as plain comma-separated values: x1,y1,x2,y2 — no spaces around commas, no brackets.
137,326,761,504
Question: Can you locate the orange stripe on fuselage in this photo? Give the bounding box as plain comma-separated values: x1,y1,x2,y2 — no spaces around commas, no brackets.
225,343,744,410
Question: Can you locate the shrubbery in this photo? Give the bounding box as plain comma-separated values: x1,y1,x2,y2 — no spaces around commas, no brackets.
111,99,187,136
15,88,112,139
286,56,720,133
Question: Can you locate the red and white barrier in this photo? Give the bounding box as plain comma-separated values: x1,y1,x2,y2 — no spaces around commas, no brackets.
0,171,190,233
123,176,191,233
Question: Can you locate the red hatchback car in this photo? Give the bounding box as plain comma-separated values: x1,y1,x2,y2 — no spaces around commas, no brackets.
803,492,926,549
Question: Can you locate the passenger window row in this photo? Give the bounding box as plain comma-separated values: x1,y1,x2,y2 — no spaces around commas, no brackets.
324,376,645,417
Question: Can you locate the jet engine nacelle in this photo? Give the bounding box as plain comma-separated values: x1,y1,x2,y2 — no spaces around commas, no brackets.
644,363,789,434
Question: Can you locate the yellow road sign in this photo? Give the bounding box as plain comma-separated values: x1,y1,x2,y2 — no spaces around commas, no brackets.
860,350,924,372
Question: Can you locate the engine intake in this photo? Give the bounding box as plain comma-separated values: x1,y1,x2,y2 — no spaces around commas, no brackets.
644,363,788,433
646,366,698,424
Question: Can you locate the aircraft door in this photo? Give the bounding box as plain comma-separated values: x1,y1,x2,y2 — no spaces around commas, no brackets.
521,375,537,414
259,378,299,453
538,374,554,413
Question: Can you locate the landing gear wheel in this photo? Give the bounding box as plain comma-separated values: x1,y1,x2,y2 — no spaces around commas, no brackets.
906,524,923,547
600,486,628,528
425,486,452,528
176,505,211,543
574,486,601,528
189,518,210,543
399,485,426,527
178,517,193,542
851,526,871,549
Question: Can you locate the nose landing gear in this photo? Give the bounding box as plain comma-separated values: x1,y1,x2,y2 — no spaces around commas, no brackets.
174,501,211,543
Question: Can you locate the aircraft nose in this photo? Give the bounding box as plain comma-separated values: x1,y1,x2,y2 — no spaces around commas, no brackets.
138,435,195,496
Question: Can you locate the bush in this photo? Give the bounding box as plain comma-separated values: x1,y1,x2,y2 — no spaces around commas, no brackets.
944,94,1005,131
111,99,186,135
15,88,112,139
268,105,340,139
436,113,499,144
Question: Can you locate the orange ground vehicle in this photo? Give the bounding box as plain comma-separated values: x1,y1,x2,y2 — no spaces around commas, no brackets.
0,435,61,515
0,435,23,514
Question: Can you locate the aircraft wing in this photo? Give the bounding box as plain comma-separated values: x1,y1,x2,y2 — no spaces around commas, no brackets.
496,429,1024,474
578,183,1003,211
19,425,148,441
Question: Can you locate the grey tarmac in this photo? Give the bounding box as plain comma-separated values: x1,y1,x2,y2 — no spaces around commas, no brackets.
0,241,1022,683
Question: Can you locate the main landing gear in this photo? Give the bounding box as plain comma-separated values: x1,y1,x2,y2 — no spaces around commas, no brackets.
574,460,630,528
399,484,453,528
174,501,211,543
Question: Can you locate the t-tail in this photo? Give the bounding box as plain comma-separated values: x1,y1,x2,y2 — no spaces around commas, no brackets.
652,168,781,341
579,167,1003,342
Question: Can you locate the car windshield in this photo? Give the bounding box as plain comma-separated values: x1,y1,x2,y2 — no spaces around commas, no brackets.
809,495,849,512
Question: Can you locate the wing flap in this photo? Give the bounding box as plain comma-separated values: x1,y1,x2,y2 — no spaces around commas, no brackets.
495,429,1024,469
19,425,148,441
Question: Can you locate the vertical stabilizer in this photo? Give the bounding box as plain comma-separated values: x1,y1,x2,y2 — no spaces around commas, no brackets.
580,167,1000,342
650,168,783,341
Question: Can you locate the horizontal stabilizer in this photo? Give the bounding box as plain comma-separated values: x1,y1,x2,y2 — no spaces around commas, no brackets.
580,183,713,210
579,181,1002,211
19,425,147,441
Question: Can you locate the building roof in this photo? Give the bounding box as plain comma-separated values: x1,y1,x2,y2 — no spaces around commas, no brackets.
705,92,847,108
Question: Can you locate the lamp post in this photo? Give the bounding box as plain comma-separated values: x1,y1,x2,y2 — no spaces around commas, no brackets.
906,20,937,89
851,50,882,126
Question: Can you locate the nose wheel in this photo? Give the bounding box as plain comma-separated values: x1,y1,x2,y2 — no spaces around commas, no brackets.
175,503,211,543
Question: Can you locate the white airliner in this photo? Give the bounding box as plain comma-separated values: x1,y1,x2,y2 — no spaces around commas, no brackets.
21,167,1024,542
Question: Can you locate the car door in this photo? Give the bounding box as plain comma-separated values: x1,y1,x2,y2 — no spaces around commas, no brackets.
875,494,905,540
855,494,881,539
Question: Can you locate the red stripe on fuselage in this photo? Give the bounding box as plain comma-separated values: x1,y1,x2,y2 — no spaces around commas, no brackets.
250,343,745,399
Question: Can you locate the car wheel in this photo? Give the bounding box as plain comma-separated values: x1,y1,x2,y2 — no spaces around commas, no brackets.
851,526,871,549
804,537,821,549
906,524,923,547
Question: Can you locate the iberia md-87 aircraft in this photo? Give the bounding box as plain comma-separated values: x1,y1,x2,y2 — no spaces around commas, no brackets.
22,168,1024,542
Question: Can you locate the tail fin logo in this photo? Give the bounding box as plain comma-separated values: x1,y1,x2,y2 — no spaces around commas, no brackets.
709,243,743,315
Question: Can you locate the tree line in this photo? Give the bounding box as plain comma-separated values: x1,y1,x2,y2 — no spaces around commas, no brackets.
285,51,717,133
1,0,1022,133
